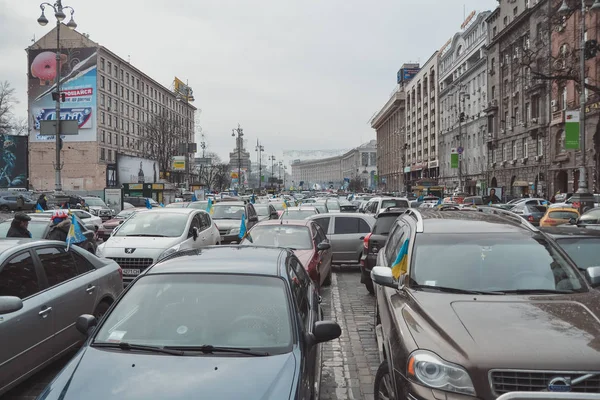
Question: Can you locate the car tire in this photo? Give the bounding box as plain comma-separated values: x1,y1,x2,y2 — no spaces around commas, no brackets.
93,301,111,320
322,267,332,287
374,360,397,400
365,278,375,295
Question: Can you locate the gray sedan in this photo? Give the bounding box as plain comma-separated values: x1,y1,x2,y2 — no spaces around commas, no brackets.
0,239,123,396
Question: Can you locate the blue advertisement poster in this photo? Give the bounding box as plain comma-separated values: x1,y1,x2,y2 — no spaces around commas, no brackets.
28,47,97,143
0,135,28,188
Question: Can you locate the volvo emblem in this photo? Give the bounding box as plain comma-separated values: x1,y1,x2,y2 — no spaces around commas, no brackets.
125,248,136,254
548,377,572,392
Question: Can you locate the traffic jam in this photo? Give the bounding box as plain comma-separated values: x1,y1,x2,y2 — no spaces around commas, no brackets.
1,191,600,400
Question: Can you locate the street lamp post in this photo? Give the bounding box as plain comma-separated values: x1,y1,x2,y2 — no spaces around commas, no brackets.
176,82,192,188
255,140,264,191
37,1,77,192
269,155,276,191
232,124,244,191
278,161,283,192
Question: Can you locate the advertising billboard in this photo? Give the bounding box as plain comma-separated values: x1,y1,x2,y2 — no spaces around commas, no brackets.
0,135,28,188
117,154,159,185
397,67,420,84
28,47,98,143
174,77,195,102
172,156,186,171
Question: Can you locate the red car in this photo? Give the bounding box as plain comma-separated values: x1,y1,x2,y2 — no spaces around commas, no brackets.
239,219,333,288
97,208,142,241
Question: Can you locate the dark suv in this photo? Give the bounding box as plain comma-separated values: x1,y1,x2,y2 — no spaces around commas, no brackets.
360,207,406,295
371,207,600,400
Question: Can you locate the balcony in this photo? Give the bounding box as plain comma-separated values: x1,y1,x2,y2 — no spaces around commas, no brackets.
483,99,498,113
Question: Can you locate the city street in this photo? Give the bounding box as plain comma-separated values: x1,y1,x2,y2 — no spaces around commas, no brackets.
4,267,380,400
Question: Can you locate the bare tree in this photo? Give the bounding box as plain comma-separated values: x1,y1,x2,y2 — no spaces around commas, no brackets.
348,176,363,192
193,151,230,191
143,110,186,176
0,81,27,136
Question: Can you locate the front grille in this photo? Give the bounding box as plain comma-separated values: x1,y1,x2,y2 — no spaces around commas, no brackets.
219,229,229,235
490,370,600,396
99,210,112,216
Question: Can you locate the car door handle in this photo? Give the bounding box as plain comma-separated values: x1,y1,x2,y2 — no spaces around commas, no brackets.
39,306,52,317
86,285,96,293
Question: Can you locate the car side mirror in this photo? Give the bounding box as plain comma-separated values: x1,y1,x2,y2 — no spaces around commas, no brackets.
192,227,199,241
569,217,577,225
0,296,23,315
371,266,399,289
76,314,97,336
310,320,341,345
317,242,331,251
585,266,600,288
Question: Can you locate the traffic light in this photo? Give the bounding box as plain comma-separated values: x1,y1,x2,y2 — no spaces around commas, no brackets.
584,40,598,60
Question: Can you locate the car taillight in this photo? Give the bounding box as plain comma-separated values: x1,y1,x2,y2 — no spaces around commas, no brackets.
363,233,372,250
527,215,534,222
545,218,555,224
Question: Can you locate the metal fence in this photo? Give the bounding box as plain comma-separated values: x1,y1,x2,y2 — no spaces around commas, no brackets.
497,393,600,400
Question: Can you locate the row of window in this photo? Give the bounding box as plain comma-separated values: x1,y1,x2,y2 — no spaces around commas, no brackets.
491,136,544,163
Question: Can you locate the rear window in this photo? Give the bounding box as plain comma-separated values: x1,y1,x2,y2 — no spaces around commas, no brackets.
373,215,398,235
549,211,579,220
529,205,548,213
556,237,600,269
381,199,409,209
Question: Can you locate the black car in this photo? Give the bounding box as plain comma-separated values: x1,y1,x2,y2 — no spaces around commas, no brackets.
542,226,600,275
360,207,406,294
39,246,341,400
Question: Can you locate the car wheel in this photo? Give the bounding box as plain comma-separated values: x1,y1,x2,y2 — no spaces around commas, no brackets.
374,361,397,400
365,278,375,295
322,267,332,287
93,301,111,320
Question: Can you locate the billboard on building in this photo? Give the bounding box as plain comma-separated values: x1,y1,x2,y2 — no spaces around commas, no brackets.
173,77,195,102
117,154,159,185
397,67,421,84
0,135,28,188
28,47,98,143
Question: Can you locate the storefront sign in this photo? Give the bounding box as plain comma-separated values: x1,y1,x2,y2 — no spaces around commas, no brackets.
565,111,580,150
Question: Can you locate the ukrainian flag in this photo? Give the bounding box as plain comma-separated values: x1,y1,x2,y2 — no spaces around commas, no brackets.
206,198,213,214
145,198,153,209
238,214,247,240
35,204,44,213
391,238,410,280
66,214,86,250
283,200,288,210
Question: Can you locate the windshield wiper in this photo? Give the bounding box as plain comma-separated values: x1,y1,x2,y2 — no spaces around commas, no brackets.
494,289,578,295
92,342,184,355
125,234,166,237
411,284,504,295
164,344,269,356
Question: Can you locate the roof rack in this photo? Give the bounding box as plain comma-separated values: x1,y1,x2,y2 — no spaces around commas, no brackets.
403,208,424,233
477,206,539,232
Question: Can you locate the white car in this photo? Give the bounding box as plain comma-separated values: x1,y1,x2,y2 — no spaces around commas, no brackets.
96,208,220,285
39,209,102,232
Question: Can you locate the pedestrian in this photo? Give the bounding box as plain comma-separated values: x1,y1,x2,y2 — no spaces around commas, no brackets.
37,194,48,210
16,195,25,210
47,210,71,241
7,212,32,238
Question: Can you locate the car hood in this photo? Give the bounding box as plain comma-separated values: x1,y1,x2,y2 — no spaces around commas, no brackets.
213,219,242,230
103,236,183,256
403,291,600,370
40,347,297,400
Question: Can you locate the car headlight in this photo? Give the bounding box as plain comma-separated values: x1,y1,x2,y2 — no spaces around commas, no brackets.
96,243,105,258
90,209,98,215
407,350,475,396
157,243,182,262
229,227,240,235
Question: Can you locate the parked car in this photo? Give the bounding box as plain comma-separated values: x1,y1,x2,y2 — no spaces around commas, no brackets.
463,196,484,205
0,195,36,212
40,246,341,400
573,207,600,227
269,201,288,217
370,207,600,400
211,202,258,244
280,206,320,220
82,197,114,221
540,207,580,227
123,196,160,208
187,200,209,210
360,208,406,294
0,239,122,396
510,203,547,226
97,208,219,285
240,220,333,287
308,213,375,265
363,197,410,216
542,226,600,277
165,202,189,208
253,203,279,222
96,209,140,241
0,214,98,253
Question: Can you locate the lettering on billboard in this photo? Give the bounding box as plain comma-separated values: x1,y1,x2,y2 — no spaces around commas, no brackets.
0,135,28,188
28,47,98,143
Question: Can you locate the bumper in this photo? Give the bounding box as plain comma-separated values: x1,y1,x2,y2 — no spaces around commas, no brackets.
360,252,377,282
401,376,478,400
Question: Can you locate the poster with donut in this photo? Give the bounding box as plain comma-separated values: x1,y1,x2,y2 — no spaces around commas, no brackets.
27,47,97,143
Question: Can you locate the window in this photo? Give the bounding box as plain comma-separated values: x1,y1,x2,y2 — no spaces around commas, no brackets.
101,112,105,125
100,94,105,107
120,69,124,80
334,217,365,234
525,103,531,123
537,135,543,156
37,247,79,287
512,140,517,159
513,6,518,15
0,252,39,299
557,130,566,153
108,115,112,127
514,107,520,124
100,57,105,71
100,76,105,89
100,148,106,160
502,143,507,161
101,130,105,143
522,138,528,158
126,72,129,84
314,217,330,233
108,79,112,92
71,251,95,274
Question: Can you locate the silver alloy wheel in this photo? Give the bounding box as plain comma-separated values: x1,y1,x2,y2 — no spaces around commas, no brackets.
377,371,396,400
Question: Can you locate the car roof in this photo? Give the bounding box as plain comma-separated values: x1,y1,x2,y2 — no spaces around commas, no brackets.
0,239,65,253
540,226,600,238
137,208,202,215
147,246,289,276
213,201,245,206
415,209,532,234
255,219,312,227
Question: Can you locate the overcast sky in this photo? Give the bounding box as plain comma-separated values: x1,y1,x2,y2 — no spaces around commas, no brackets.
1,0,497,162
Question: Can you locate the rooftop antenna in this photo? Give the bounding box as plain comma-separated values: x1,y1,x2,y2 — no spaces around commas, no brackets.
127,55,131,63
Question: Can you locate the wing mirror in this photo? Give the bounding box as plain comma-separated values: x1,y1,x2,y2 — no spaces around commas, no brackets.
0,296,23,315
76,314,98,336
317,242,331,251
585,266,600,288
192,227,199,241
308,320,341,345
371,266,398,289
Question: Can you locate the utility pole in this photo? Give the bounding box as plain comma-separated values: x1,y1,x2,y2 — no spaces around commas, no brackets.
232,124,244,191
269,155,276,191
255,140,264,191
457,91,470,193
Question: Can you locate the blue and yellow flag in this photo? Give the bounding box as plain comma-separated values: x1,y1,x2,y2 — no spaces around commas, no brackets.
145,198,153,209
488,201,493,206
251,194,256,204
192,194,198,202
283,200,288,210
36,204,44,213
391,238,410,280
66,214,86,250
160,203,165,207
238,214,247,240
206,198,213,214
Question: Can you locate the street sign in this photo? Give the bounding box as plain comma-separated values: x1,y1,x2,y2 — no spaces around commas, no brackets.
172,156,186,171
457,146,464,155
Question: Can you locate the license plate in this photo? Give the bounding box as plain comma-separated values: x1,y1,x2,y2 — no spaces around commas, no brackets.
122,269,140,276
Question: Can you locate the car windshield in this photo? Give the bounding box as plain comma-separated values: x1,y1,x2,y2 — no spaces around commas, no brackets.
314,205,328,213
240,225,313,250
381,199,409,209
373,215,398,235
211,205,245,219
270,203,285,211
187,201,208,210
115,210,136,219
0,220,48,239
254,205,270,216
281,210,316,220
555,237,600,269
548,210,579,220
93,274,293,354
411,233,585,292
326,201,340,211
115,212,188,237
528,205,548,213
85,198,107,207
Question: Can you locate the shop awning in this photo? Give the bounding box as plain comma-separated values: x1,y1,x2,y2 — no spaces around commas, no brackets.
513,180,529,187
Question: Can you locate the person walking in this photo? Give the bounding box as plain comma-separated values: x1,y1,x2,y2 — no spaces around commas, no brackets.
16,195,25,210
7,212,32,238
37,194,48,210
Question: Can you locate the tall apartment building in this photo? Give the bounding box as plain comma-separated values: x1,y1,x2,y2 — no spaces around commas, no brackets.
371,63,419,192
438,11,491,195
27,26,196,191
485,0,552,197
405,54,440,185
